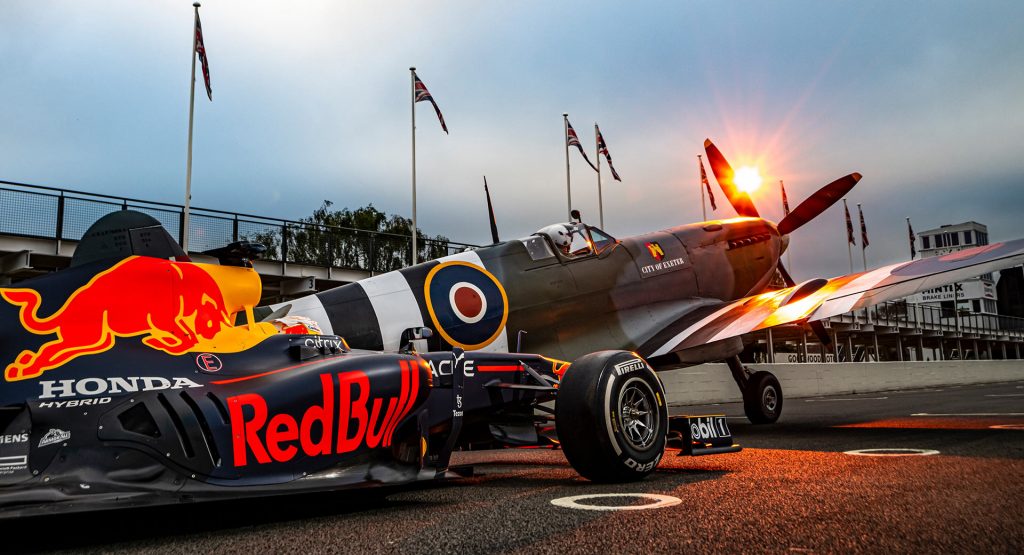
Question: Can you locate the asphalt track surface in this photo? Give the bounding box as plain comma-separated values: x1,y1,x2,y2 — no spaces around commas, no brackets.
6,380,1024,554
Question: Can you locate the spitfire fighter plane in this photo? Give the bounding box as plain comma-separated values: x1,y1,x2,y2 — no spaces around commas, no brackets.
266,140,1024,424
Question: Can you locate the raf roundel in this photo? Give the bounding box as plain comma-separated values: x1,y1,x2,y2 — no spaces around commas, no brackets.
424,261,508,350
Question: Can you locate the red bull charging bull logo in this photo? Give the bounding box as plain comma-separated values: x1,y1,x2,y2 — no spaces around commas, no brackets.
1,256,263,382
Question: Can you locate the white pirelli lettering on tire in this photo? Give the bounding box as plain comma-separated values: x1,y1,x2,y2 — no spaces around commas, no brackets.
623,453,661,473
613,359,645,376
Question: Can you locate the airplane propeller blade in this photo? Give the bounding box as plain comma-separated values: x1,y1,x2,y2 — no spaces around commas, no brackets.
484,176,500,244
777,173,862,235
777,261,796,287
808,320,833,347
777,260,832,346
703,139,760,218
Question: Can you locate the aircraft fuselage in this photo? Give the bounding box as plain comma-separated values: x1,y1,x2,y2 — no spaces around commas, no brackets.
274,217,783,364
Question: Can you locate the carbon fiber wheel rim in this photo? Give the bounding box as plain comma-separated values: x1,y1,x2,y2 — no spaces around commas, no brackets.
618,378,658,450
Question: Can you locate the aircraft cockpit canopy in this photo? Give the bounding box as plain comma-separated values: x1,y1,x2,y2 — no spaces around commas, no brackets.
534,223,617,259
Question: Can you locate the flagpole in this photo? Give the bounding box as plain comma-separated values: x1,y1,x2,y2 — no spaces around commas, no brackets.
698,154,706,221
563,113,571,220
595,123,604,228
410,67,418,266
843,198,853,273
858,203,868,272
183,2,201,253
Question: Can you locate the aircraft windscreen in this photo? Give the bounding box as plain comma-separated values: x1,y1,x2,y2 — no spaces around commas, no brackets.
535,223,617,258
567,228,593,257
588,227,616,253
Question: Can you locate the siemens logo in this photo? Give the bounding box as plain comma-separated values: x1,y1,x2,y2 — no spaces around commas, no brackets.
0,434,28,445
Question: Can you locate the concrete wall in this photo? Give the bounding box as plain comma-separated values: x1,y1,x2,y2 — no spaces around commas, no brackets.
660,360,1024,406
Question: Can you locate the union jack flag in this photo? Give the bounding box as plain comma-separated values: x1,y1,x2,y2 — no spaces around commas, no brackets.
566,120,597,172
844,201,856,246
780,180,790,216
413,72,448,134
908,218,916,259
700,157,716,211
195,12,212,101
858,204,869,248
595,125,621,181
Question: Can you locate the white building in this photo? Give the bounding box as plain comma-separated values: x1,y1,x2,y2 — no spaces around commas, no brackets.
907,221,998,315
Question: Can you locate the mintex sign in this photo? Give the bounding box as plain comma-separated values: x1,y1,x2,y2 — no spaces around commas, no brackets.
911,280,995,303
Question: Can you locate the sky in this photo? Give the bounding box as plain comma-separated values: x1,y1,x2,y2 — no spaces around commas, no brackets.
2,0,1023,278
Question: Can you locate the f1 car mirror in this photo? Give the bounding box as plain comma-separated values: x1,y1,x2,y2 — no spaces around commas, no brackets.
400,326,434,354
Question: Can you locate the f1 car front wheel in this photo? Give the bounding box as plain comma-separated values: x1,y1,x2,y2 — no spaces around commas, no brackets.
555,351,667,482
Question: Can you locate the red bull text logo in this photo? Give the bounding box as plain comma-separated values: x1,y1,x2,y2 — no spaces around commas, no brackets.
227,361,422,467
1,256,236,382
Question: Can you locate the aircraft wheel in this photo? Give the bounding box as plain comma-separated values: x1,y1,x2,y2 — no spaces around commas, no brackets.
555,350,667,482
743,371,783,424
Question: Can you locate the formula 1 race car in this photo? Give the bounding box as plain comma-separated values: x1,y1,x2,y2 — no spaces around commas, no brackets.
0,212,738,517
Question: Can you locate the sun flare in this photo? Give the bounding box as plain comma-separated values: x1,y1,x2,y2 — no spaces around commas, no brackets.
734,166,762,194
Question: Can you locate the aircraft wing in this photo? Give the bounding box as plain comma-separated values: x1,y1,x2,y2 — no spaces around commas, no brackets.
648,239,1024,357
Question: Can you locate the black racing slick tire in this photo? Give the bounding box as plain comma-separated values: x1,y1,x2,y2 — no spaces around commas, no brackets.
555,351,668,482
743,371,783,424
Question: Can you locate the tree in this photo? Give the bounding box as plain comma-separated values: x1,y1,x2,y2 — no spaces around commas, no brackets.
246,201,452,272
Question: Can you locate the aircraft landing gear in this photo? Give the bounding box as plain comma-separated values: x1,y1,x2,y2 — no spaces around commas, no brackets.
726,356,783,424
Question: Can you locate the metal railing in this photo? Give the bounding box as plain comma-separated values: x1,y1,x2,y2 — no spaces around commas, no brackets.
0,180,478,273
4,179,1023,336
829,300,1024,338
